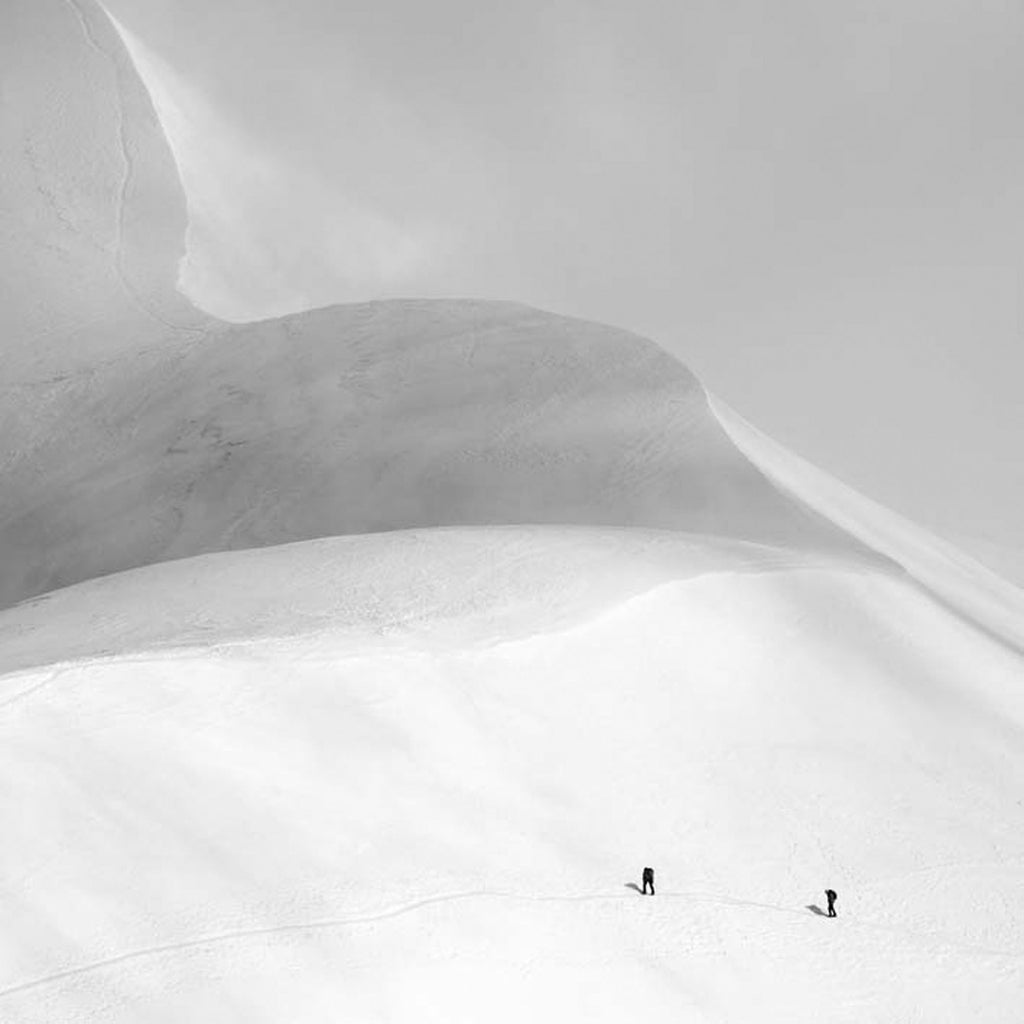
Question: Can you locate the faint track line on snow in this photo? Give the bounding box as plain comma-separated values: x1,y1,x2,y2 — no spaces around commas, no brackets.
0,646,227,712
1,887,1019,1000
0,890,519,999
0,669,63,712
0,888,725,999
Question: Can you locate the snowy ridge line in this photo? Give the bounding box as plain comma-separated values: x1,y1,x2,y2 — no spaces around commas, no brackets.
0,557,893,693
711,397,1024,651
62,0,204,337
1,887,1018,1000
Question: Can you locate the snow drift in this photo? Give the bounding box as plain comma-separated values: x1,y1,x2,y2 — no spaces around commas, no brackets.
2,2,1023,1022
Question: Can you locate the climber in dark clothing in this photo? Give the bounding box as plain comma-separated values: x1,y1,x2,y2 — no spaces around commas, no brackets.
825,888,837,917
642,866,655,895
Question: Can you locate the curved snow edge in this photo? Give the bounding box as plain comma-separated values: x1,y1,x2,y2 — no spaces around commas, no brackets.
711,396,1024,652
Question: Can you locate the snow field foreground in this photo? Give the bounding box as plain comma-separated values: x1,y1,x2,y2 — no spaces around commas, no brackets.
1,527,1022,1022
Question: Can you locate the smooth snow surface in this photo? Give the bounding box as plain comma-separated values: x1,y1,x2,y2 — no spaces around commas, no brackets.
1,528,1023,1022
3,2,1024,1022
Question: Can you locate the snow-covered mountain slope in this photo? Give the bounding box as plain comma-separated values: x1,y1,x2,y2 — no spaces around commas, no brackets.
0,527,1022,1022
0,294,874,609
3,8,863,611
0,525,850,677
0,0,207,380
0,0,1009,625
3,3,1024,1022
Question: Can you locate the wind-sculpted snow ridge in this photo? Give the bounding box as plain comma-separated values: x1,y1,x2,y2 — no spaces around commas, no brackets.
0,526,849,679
0,1,876,615
3,0,1015,637
4,3,1024,1022
0,293,881,609
0,4,873,609
714,401,1024,652
0,0,208,382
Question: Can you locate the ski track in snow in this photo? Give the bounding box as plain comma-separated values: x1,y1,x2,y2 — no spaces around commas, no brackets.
0,667,63,711
1,887,1017,1002
0,649,206,710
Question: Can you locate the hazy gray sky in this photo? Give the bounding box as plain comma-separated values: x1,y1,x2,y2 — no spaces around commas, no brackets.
103,0,1024,559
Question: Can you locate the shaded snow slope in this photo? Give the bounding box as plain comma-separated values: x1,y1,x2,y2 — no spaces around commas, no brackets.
1,0,861,612
3,0,1012,632
0,297,868,609
0,528,1022,1022
0,0,207,380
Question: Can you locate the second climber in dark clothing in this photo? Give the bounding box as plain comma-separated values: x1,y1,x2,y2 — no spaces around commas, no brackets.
825,888,837,917
642,866,655,895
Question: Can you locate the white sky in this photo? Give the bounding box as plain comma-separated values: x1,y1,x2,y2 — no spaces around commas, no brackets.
103,0,1024,558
